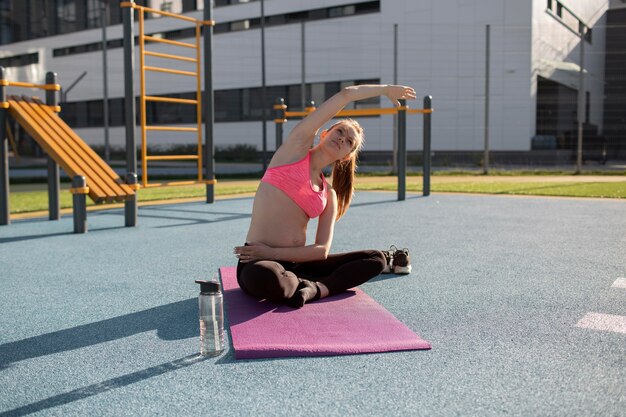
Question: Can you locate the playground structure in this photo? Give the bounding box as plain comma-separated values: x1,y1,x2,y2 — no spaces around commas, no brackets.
274,97,434,200
0,69,138,232
0,0,217,233
119,1,216,194
0,0,433,232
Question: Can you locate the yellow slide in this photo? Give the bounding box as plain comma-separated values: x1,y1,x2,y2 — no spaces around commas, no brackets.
8,95,135,204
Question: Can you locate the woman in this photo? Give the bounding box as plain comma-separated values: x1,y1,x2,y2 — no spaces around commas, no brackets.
234,84,416,308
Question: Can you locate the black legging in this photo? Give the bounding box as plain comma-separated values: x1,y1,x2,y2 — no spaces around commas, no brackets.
236,250,386,303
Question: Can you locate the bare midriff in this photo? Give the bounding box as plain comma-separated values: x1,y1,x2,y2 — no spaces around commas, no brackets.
245,181,309,248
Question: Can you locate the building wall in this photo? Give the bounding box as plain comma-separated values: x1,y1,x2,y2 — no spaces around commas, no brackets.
1,0,609,155
532,0,609,136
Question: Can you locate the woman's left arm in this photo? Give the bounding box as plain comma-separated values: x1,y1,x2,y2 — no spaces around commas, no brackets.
234,190,338,263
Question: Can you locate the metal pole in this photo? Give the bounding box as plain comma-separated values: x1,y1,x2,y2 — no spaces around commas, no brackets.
0,66,8,225
204,0,215,203
576,29,585,174
46,71,60,220
122,1,138,220
301,21,306,110
125,172,137,227
60,71,87,103
47,157,60,220
72,176,87,234
397,99,407,201
102,0,110,163
423,96,432,196
260,0,268,169
392,23,398,174
484,24,490,174
275,97,285,149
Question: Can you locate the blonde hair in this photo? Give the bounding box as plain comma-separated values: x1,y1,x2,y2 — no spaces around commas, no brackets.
329,119,364,220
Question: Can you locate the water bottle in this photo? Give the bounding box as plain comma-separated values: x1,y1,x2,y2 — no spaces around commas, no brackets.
195,279,224,356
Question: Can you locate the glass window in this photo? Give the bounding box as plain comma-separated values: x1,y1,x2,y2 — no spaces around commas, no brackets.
75,101,88,127
56,0,77,34
87,0,103,29
310,83,325,108
329,5,355,18
287,84,303,110
215,89,242,122
230,20,249,31
29,0,51,38
109,98,124,127
60,102,77,126
87,99,104,126
248,88,264,120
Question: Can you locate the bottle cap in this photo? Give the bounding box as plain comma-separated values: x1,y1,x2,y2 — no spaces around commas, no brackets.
195,280,221,294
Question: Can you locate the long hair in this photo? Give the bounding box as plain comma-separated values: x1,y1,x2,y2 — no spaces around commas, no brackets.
330,119,364,220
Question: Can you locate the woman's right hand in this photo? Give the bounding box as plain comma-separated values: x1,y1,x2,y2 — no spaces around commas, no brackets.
384,85,417,107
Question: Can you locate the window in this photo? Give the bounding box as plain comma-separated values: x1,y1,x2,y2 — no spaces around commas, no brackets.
87,0,104,29
56,0,77,34
215,89,242,122
329,5,355,18
28,0,50,38
230,20,249,31
547,0,552,11
59,79,381,127
0,52,39,68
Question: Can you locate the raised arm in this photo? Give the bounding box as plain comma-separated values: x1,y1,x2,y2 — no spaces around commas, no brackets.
285,84,416,150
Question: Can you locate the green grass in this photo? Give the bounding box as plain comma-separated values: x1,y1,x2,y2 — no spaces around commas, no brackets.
8,177,626,214
356,181,626,199
8,181,259,214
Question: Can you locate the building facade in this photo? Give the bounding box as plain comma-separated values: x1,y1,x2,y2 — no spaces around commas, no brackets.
1,0,621,162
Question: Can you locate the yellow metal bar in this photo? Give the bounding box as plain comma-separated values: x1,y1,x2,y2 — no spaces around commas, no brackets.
6,81,60,91
143,50,197,63
0,102,8,109
144,66,197,77
145,126,198,132
143,181,197,188
407,108,434,114
284,111,310,118
145,96,198,105
70,187,90,195
142,35,196,49
146,155,199,161
336,108,399,117
195,23,203,183
120,2,208,24
274,118,287,124
273,104,287,110
139,9,148,188
284,107,433,119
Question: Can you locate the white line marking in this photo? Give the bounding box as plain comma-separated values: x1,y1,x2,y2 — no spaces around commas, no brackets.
612,278,626,289
576,313,626,334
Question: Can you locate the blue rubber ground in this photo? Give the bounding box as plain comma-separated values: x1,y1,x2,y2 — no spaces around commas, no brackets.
1,191,624,416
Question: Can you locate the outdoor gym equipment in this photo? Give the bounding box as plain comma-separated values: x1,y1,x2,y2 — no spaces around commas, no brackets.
0,68,138,232
274,96,433,200
120,1,217,202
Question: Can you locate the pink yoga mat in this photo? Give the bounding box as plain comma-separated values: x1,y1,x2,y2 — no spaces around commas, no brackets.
220,266,431,359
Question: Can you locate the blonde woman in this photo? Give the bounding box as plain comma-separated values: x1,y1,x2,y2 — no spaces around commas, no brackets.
234,84,416,307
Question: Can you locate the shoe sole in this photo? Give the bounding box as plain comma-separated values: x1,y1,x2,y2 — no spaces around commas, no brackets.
393,265,412,274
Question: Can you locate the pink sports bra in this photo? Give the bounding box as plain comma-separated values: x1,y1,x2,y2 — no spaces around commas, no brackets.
261,151,328,218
